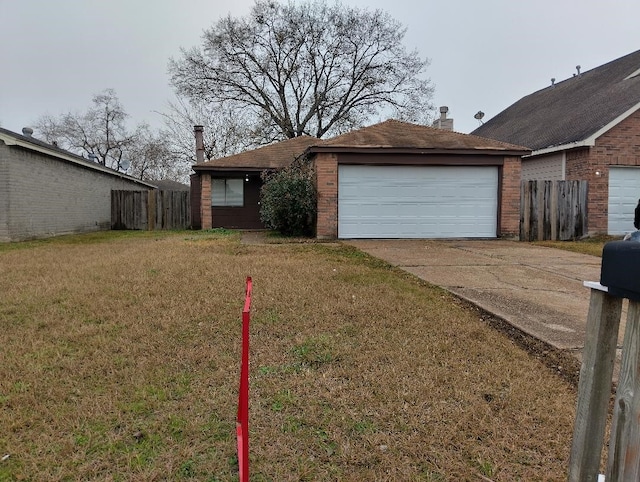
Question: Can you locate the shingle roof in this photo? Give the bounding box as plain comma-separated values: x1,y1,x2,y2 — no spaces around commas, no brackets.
471,49,640,151
193,135,321,171
195,119,529,172
314,119,528,152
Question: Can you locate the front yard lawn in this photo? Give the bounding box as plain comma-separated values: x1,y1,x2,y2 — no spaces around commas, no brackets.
1,231,577,480
533,235,619,257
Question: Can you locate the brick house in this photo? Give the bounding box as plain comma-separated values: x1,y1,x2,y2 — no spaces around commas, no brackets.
472,49,640,235
191,135,320,230
192,120,528,239
0,127,156,242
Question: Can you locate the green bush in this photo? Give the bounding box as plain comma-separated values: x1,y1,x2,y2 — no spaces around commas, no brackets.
260,161,317,237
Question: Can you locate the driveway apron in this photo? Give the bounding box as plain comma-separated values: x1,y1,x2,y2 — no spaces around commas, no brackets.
346,240,610,354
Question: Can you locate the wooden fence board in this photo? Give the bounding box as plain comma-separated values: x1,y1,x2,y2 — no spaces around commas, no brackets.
520,180,587,241
568,289,622,482
111,190,190,230
606,300,640,480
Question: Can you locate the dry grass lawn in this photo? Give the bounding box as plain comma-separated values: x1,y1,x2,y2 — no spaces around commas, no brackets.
0,231,578,481
533,235,620,258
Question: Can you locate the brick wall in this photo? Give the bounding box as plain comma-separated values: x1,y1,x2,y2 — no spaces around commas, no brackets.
200,173,212,229
500,156,522,238
565,110,640,233
1,141,151,242
565,147,602,232
314,153,338,239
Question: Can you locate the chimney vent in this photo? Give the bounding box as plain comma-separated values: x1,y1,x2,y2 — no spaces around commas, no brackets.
22,127,33,137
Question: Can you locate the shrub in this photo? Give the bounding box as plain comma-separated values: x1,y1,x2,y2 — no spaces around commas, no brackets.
260,160,316,237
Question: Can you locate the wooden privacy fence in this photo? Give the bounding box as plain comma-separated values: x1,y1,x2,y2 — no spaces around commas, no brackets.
520,180,588,241
111,190,190,230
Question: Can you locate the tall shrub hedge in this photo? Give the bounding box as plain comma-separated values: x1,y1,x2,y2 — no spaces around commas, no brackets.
260,161,316,237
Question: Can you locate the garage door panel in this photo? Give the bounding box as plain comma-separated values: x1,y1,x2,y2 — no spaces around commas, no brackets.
338,165,498,239
608,167,640,235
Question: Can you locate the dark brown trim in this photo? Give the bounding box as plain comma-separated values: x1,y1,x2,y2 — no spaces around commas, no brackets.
193,166,269,173
192,148,530,173
308,146,530,157
335,152,505,166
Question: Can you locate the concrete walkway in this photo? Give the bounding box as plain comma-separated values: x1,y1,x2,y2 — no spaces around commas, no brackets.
346,239,610,357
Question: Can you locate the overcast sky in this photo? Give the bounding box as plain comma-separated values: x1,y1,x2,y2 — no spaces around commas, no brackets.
1,0,639,137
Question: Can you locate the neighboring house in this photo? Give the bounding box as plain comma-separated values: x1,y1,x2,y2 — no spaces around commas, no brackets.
191,120,529,239
472,49,640,235
0,127,156,242
151,179,190,191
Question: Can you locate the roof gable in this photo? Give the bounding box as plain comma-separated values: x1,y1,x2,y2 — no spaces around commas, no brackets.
472,49,640,151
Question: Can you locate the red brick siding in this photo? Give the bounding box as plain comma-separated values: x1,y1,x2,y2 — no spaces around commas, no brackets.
500,156,522,238
565,110,640,233
200,174,212,230
315,153,338,239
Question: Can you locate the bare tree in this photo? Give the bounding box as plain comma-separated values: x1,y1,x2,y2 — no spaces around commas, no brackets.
33,89,192,182
158,95,255,165
35,89,137,170
127,124,191,182
169,0,435,140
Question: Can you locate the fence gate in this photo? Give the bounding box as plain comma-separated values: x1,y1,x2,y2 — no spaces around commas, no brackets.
111,190,191,230
520,180,588,241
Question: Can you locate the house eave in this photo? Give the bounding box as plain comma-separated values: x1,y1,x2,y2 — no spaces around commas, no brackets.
192,165,272,173
527,141,595,157
306,146,530,157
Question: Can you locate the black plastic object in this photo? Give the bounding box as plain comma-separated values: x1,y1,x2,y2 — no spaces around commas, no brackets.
601,240,640,301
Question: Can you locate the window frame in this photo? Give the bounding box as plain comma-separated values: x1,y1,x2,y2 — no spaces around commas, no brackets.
211,178,244,207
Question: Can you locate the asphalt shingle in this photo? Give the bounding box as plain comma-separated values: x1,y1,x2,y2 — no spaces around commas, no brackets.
472,50,640,150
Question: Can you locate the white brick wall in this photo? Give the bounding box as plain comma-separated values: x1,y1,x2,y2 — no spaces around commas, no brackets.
1,141,151,242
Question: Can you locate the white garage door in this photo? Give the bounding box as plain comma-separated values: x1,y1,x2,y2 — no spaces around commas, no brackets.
338,165,498,239
608,167,640,235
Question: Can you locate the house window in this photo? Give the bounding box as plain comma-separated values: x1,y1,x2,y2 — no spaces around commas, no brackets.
212,178,244,207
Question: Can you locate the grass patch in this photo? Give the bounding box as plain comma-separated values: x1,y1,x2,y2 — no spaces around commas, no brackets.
0,231,578,480
532,234,621,257
291,336,335,368
0,229,171,253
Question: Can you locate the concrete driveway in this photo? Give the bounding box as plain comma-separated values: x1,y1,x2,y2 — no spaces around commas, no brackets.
346,239,605,354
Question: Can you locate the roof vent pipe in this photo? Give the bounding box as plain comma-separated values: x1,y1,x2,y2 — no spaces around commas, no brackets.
194,125,205,163
439,106,448,121
22,127,33,137
576,65,581,76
